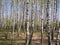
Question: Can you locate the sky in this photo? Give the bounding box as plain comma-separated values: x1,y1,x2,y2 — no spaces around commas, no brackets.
3,0,60,21
58,0,60,21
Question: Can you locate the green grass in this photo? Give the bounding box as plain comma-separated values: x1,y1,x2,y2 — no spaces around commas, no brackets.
0,39,12,45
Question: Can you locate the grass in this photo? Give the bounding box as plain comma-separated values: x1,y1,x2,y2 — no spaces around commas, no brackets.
0,29,25,45
0,39,12,45
0,29,58,45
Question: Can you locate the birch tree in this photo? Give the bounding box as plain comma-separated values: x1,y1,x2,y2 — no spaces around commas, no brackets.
53,0,59,45
28,0,34,45
1,0,4,29
40,0,44,44
25,0,30,45
0,0,3,29
46,0,51,45
12,0,15,45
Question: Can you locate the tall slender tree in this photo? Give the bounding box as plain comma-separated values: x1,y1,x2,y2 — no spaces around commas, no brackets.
0,0,4,29
1,0,4,29
40,0,44,44
25,0,30,45
46,0,51,45
12,0,15,45
28,0,34,45
53,0,59,45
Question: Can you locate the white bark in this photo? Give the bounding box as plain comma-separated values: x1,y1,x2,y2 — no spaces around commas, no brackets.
25,0,30,45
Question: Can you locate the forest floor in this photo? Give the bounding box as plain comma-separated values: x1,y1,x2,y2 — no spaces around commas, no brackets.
0,31,60,45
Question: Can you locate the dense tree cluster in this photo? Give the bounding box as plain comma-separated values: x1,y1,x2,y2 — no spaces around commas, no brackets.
0,0,60,45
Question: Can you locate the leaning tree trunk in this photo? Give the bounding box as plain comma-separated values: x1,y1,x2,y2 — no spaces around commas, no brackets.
28,1,34,45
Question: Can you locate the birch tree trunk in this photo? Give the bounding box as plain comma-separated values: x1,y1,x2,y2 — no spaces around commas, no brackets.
52,0,57,40
51,0,54,40
10,0,13,29
28,1,34,45
25,0,30,45
40,0,44,44
1,0,4,29
12,0,15,45
53,0,59,45
0,0,2,29
46,0,51,45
